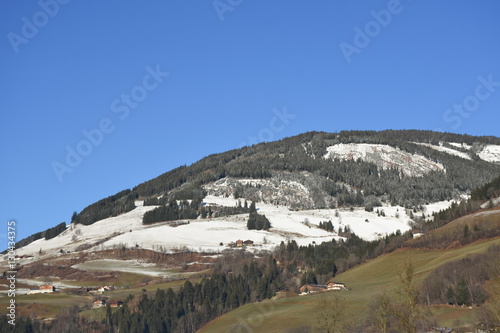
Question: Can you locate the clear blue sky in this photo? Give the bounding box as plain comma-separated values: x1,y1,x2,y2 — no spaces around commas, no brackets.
1,1,500,241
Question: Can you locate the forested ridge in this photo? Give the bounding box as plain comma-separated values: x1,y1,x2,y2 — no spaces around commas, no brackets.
14,130,500,250
70,130,500,227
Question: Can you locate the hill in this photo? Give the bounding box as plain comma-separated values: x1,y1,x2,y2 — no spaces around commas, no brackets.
199,209,500,332
13,130,500,252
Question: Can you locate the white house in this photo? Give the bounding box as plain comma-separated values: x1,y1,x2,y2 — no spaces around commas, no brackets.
326,282,347,291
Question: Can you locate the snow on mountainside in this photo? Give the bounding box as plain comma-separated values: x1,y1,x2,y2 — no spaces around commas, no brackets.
415,142,500,163
11,195,461,261
323,143,445,176
414,142,472,160
202,177,330,209
478,145,500,163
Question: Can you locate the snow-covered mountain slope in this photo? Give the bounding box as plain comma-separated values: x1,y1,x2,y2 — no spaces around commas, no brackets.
11,195,461,262
323,143,445,176
415,142,500,163
478,145,500,163
414,142,472,160
202,176,333,209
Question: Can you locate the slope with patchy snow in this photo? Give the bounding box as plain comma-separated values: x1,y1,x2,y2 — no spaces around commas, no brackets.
323,143,445,177
414,142,472,160
10,195,444,261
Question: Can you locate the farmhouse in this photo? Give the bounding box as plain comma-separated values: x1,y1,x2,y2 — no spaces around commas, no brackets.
93,299,106,308
299,284,327,294
97,286,111,293
326,282,347,291
27,284,55,295
227,239,254,248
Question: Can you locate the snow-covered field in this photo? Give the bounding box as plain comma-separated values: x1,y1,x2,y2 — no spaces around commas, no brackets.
9,194,449,263
14,205,158,259
323,143,445,176
72,259,182,277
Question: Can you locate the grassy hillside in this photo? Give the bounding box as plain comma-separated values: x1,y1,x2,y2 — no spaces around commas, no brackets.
0,277,203,321
199,237,500,332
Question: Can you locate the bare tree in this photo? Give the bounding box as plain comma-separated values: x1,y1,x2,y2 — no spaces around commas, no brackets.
391,257,420,333
314,294,349,333
366,292,393,333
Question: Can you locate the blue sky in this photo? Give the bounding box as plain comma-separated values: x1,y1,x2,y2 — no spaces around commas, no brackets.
1,0,500,241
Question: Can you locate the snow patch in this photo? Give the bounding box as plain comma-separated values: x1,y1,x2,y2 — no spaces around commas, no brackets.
478,145,500,163
448,142,472,150
414,142,472,160
323,143,445,177
6,195,463,262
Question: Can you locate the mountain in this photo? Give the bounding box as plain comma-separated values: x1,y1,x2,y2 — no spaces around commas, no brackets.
12,130,500,254
3,130,500,331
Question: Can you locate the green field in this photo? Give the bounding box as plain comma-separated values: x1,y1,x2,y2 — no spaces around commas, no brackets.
199,237,500,332
0,277,202,320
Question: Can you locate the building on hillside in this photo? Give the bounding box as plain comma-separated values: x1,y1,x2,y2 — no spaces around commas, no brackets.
97,286,111,293
93,299,106,308
326,282,347,291
27,288,40,295
28,284,55,294
108,300,123,308
299,284,327,294
227,239,254,248
40,284,55,292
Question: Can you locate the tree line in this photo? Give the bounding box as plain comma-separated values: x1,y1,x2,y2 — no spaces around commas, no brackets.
143,199,253,224
72,189,137,226
8,222,66,253
420,244,499,306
